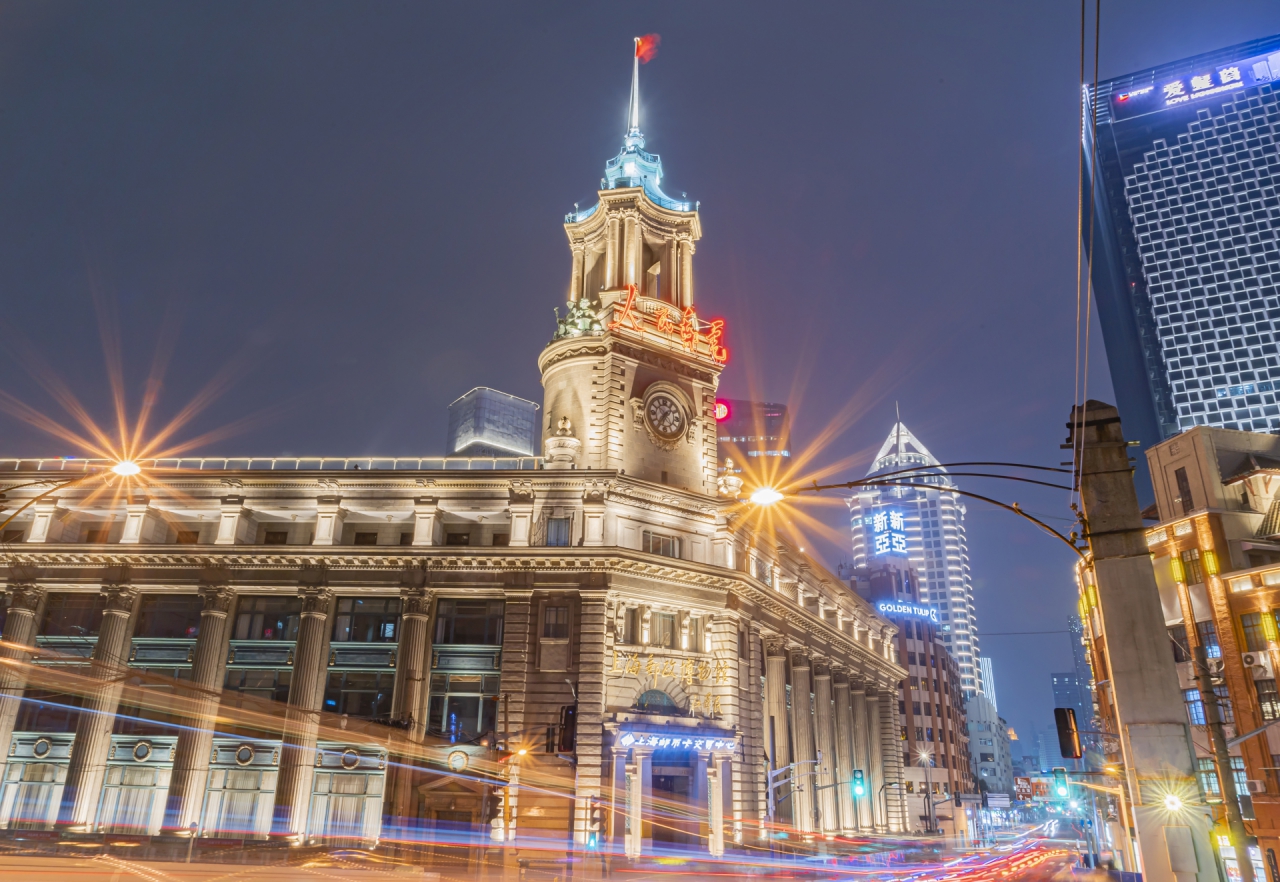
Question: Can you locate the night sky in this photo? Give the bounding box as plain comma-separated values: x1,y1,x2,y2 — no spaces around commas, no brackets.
3,1,1280,760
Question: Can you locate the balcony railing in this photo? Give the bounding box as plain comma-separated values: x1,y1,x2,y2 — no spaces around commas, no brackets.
0,456,543,473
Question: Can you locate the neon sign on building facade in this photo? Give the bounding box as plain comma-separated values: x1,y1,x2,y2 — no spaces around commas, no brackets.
869,508,907,556
876,600,939,623
608,284,728,365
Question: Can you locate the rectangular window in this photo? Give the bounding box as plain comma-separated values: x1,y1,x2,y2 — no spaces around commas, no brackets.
400,532,412,546
434,599,504,645
331,597,401,643
754,558,773,586
445,532,471,546
1197,620,1222,659
1182,548,1204,585
322,671,395,720
1185,688,1206,725
175,530,200,545
1175,467,1194,514
232,596,302,641
1,529,23,543
926,727,935,742
624,607,640,645
915,726,924,742
41,593,108,638
545,517,571,547
912,701,921,716
85,528,109,544
543,605,569,639
263,531,288,545
1169,625,1191,663
353,532,378,546
651,612,676,649
1215,685,1234,724
1243,612,1268,653
135,595,203,639
492,533,510,547
1257,678,1280,721
224,668,292,704
907,651,918,666
641,530,680,559
15,687,82,732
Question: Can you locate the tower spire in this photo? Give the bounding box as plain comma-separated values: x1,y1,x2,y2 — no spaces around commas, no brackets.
628,37,641,138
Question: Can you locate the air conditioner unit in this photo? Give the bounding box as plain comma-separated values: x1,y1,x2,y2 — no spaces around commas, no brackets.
1248,779,1267,795
1242,652,1275,679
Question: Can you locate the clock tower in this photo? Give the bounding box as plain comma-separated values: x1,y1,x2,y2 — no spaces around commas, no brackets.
538,39,726,495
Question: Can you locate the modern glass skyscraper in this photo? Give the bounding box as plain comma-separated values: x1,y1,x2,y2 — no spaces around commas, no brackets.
1085,34,1280,462
848,423,984,695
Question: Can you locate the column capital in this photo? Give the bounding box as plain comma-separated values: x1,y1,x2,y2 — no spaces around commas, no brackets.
299,586,333,616
400,586,434,618
763,637,788,657
789,648,811,669
831,668,850,686
199,583,235,616
6,582,46,612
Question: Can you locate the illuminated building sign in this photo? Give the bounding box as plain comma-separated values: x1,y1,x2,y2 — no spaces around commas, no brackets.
1111,48,1280,121
714,400,730,421
608,284,728,365
617,729,738,752
868,508,907,556
876,601,938,623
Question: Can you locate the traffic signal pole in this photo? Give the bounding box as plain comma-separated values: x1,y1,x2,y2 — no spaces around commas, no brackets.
1070,401,1217,882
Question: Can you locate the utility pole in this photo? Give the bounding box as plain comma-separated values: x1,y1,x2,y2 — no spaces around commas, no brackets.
1070,401,1216,882
1195,645,1255,882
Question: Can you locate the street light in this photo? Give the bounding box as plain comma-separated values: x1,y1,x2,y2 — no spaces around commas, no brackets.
749,486,784,507
111,460,142,477
0,461,148,537
917,747,936,834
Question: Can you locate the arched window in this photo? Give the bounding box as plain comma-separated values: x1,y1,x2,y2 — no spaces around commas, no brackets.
635,690,677,712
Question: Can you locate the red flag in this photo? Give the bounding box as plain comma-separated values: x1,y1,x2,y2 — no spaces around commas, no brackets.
635,34,660,63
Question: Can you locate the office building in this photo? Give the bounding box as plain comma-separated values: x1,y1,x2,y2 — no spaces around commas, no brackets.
0,45,907,855
965,693,1014,797
1084,35,1280,471
848,422,983,695
715,399,790,469
446,387,540,457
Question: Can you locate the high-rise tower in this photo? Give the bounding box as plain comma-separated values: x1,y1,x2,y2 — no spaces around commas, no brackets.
538,39,725,494
848,422,983,694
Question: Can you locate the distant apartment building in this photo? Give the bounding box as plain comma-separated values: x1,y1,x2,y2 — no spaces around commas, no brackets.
715,399,790,464
446,387,540,457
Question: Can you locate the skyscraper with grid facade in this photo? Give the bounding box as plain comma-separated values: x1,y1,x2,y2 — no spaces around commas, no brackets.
1085,35,1280,473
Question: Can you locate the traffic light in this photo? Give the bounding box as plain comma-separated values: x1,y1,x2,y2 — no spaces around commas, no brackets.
587,798,604,849
852,770,866,797
1054,707,1083,760
1052,767,1070,799
558,705,578,753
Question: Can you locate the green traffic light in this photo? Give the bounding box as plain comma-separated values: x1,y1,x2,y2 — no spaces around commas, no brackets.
852,770,865,796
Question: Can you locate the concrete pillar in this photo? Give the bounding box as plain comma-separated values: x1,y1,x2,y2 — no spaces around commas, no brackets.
605,217,620,290
119,499,160,544
763,640,790,825
812,663,838,834
569,246,584,303
508,486,534,547
866,690,885,831
832,670,857,833
572,586,609,845
271,585,333,839
214,497,252,545
851,682,874,830
0,582,46,758
625,748,652,857
411,499,439,546
581,488,606,547
707,755,725,857
26,503,68,543
1072,401,1218,882
312,497,345,546
59,581,138,829
789,652,817,834
679,238,693,309
163,583,234,832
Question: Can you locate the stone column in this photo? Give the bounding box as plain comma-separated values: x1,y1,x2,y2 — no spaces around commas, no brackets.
623,215,638,287
763,640,790,825
397,582,434,741
163,582,234,832
26,502,65,543
572,584,609,845
412,499,439,546
0,581,47,758
569,246,585,303
744,625,766,836
59,580,138,829
605,217,620,290
119,499,160,544
812,662,838,833
789,651,817,834
312,497,345,546
851,680,874,830
831,670,857,834
214,496,252,545
679,238,693,308
865,689,885,831
271,583,333,839
880,688,907,832
707,754,725,857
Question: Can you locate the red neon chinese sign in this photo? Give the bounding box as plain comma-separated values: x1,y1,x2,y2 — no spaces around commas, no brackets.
608,284,729,365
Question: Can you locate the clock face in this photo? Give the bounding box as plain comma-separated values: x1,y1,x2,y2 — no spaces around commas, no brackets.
646,394,685,439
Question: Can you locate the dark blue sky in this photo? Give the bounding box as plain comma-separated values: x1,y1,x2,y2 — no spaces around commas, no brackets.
2,0,1280,754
